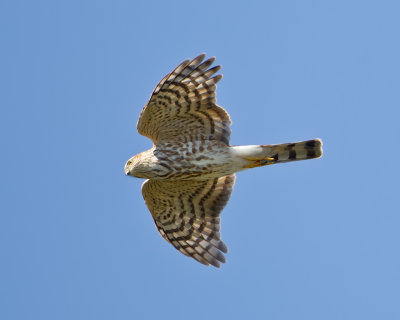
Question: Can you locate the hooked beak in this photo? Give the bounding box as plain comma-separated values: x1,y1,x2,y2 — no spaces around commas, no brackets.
124,164,130,176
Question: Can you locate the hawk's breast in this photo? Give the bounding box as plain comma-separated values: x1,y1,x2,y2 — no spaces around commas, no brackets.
153,140,235,180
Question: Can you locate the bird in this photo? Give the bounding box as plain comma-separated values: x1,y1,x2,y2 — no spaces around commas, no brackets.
124,54,323,267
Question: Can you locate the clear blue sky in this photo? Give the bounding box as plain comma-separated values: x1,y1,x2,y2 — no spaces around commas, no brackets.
1,1,399,319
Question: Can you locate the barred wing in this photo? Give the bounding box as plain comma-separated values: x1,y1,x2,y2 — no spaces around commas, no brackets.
141,175,236,267
137,54,232,145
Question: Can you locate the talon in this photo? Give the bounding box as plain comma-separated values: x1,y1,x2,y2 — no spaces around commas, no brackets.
260,157,275,166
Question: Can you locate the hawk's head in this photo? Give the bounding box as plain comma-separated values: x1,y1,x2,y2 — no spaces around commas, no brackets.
124,154,143,178
124,149,167,179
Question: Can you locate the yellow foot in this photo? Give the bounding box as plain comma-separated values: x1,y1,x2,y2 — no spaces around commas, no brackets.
244,157,275,168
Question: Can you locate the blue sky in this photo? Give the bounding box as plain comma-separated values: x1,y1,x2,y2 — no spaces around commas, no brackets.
1,1,399,319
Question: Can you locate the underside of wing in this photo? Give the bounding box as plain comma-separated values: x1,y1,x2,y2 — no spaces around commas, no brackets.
141,174,236,267
137,54,232,145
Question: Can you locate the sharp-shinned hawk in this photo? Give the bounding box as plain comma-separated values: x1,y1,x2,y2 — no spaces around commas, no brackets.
125,54,323,267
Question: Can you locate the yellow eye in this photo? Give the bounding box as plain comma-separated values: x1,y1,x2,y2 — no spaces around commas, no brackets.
127,160,132,165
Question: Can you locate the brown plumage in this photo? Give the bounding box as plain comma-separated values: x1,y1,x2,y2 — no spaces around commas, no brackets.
125,54,323,267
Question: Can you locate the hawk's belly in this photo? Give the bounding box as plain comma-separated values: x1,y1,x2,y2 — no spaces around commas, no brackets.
152,141,239,180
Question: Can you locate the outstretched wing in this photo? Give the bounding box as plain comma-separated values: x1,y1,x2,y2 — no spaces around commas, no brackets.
141,174,236,267
137,54,232,145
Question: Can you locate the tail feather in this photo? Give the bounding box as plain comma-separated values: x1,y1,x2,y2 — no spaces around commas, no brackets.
237,139,323,169
267,139,323,163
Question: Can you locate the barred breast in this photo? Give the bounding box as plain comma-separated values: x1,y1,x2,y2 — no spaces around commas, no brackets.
153,140,237,180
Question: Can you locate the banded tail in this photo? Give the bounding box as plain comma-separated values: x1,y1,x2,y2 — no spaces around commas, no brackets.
234,139,323,169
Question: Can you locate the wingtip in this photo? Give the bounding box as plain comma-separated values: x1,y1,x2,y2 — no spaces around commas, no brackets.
208,55,216,63
193,53,207,63
213,74,223,82
209,258,222,268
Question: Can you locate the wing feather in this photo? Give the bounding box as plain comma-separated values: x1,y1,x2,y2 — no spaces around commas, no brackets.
141,174,236,267
137,54,232,145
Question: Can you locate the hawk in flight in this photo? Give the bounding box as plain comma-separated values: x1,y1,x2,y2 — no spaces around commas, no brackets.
125,54,322,267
